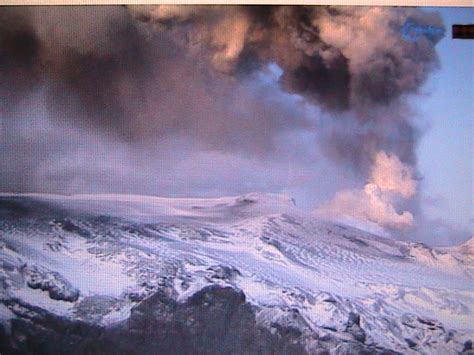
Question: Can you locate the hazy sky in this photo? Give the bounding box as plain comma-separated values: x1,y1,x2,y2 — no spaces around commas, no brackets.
416,7,473,240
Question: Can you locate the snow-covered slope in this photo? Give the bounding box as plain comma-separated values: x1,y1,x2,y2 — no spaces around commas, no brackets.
0,193,472,354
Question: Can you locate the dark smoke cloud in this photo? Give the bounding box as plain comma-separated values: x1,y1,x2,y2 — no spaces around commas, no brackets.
1,6,156,139
130,6,444,104
0,6,313,151
1,6,444,159
129,5,444,169
0,7,41,111
0,6,444,202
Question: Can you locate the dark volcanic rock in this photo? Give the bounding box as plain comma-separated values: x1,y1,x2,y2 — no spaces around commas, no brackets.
24,265,80,302
1,286,307,355
345,312,366,343
119,285,306,354
206,265,241,280
463,340,473,352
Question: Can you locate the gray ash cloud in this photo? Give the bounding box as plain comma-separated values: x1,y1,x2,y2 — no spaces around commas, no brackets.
0,6,444,191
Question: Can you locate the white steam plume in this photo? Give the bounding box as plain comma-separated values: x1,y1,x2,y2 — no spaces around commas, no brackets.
316,151,416,231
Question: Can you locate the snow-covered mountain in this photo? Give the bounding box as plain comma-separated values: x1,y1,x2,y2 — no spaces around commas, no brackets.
0,193,472,354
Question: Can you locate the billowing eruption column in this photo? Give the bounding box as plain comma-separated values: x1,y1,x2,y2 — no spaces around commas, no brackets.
316,151,417,231
0,6,445,231
129,5,444,170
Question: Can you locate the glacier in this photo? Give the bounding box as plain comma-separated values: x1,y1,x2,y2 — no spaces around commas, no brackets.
0,193,472,354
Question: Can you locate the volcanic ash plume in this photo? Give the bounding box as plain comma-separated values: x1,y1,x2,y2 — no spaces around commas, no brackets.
316,151,417,231
129,5,444,170
0,5,444,224
129,6,444,109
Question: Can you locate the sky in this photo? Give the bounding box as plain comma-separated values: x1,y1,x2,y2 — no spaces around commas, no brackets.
0,6,471,246
416,7,473,242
